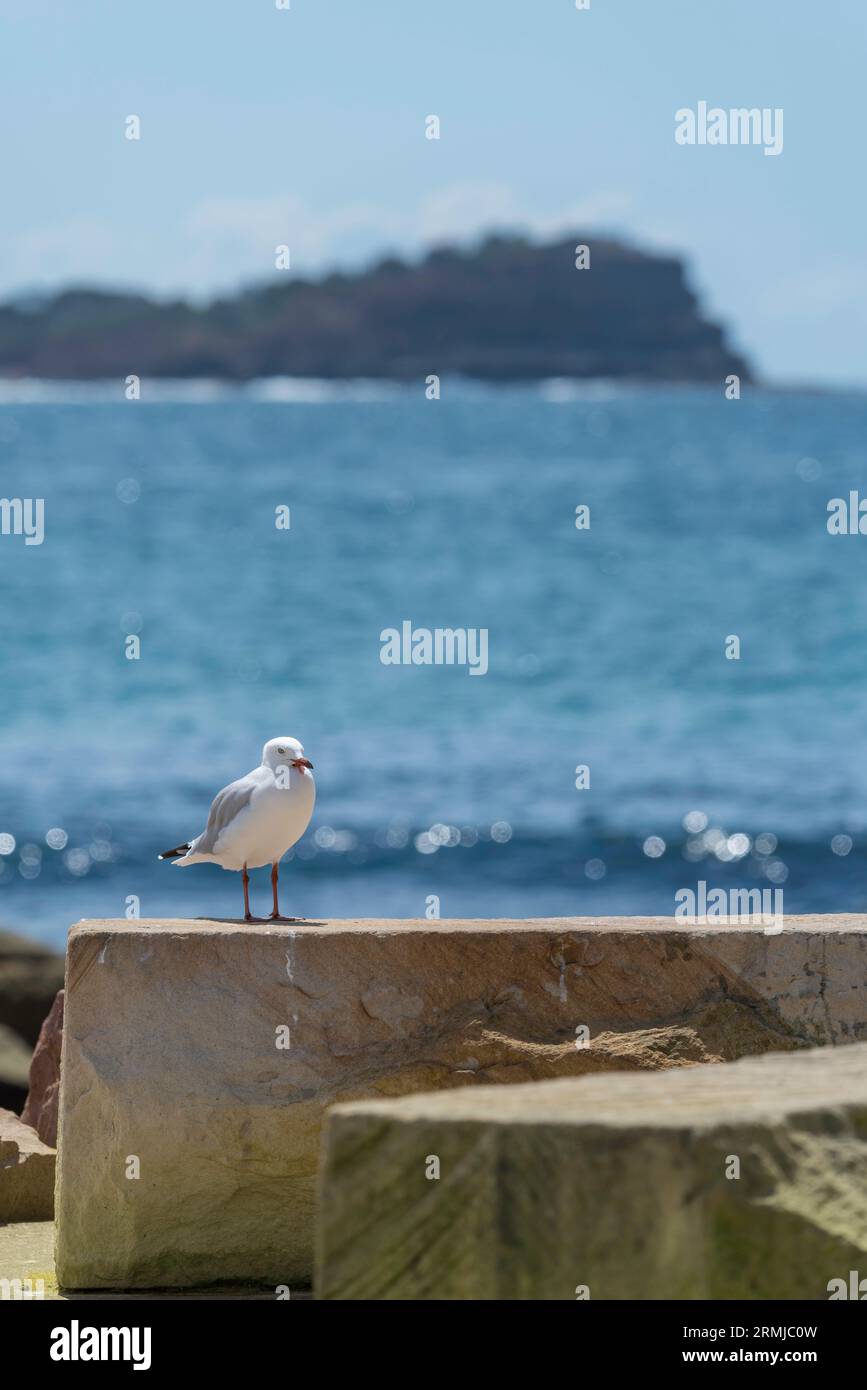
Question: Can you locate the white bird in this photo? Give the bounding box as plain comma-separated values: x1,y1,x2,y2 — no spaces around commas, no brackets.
159,736,315,921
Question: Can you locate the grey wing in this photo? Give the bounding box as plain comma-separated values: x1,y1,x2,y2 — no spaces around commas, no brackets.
194,772,261,854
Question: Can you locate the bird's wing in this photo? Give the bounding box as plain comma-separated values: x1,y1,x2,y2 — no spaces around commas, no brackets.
195,769,265,854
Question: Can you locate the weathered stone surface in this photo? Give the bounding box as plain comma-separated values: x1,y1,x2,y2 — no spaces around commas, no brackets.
317,1043,867,1300
0,1222,307,1300
0,927,64,1046
0,1108,55,1223
21,989,64,1146
0,1022,33,1112
55,917,867,1288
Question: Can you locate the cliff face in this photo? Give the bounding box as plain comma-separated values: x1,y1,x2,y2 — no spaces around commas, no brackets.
0,235,750,382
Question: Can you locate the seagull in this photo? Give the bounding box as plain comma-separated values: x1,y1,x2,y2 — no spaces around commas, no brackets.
159,736,315,921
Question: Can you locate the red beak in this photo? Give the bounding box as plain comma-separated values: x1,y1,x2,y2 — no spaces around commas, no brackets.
292,757,313,770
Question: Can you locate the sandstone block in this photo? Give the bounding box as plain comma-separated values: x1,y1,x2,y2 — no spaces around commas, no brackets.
317,1043,867,1299
0,1108,55,1222
54,916,867,1288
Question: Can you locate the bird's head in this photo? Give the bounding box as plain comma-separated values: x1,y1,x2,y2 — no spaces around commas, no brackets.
262,736,313,775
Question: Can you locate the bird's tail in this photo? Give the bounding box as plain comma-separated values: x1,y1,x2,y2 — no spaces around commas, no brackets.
159,842,191,861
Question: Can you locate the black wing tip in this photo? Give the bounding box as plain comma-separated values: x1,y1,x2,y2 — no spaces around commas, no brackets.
159,843,191,860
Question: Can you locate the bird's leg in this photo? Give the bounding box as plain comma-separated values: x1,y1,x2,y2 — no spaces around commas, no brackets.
269,861,280,920
268,860,300,923
242,864,253,922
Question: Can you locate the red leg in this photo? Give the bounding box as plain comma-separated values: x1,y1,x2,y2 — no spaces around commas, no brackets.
269,861,280,920
242,864,253,922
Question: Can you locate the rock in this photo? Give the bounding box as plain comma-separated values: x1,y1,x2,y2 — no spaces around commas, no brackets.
0,1107,55,1222
0,1222,307,1301
0,1022,34,1112
22,989,64,1146
0,927,65,1045
316,1043,867,1300
54,916,867,1289
0,236,751,384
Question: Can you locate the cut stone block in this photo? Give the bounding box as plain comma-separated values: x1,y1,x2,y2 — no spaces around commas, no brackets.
0,1109,55,1222
0,1222,307,1301
317,1043,867,1300
55,916,867,1288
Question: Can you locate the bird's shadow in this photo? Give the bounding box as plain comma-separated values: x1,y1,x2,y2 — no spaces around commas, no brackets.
197,916,329,926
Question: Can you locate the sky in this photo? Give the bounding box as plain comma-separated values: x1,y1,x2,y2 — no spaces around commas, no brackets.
0,0,864,385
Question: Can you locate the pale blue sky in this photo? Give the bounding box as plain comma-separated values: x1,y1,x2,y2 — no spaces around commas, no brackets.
1,0,864,384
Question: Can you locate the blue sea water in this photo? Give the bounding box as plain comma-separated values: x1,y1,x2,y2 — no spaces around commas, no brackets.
1,379,867,949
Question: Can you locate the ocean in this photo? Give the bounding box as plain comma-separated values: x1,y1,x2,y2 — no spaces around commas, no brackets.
1,379,865,948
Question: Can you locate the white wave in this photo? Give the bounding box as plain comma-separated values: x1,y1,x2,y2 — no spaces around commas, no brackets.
0,374,658,406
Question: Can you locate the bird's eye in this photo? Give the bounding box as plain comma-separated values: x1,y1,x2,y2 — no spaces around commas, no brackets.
278,747,285,754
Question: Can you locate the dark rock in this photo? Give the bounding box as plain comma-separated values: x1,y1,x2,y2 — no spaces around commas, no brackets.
22,989,64,1147
0,927,65,1046
0,235,751,384
0,1023,33,1112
